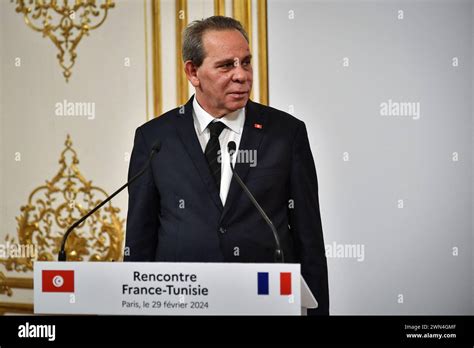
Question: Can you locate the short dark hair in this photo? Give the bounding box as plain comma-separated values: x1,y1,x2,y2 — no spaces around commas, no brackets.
182,16,249,67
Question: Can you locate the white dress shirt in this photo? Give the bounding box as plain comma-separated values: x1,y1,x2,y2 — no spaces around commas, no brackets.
192,96,245,206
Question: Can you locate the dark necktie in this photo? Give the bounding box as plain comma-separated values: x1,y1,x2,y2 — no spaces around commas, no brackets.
205,121,227,190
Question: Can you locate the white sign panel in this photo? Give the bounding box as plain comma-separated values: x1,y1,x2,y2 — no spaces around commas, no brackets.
34,262,302,315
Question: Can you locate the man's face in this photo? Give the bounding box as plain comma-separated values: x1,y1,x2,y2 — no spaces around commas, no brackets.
187,29,253,117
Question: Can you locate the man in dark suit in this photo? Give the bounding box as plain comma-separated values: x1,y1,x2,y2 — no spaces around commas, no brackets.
124,16,329,315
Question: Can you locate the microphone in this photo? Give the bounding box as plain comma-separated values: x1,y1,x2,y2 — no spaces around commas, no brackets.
227,141,284,263
58,141,162,261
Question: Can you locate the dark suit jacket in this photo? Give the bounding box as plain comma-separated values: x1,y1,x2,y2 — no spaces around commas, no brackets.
124,96,329,315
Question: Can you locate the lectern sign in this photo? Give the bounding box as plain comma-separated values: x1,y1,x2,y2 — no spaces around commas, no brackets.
34,262,304,315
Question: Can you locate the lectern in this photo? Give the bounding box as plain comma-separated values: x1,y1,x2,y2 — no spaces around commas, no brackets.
34,262,318,315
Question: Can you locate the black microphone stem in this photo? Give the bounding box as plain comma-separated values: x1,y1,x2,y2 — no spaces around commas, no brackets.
227,144,284,263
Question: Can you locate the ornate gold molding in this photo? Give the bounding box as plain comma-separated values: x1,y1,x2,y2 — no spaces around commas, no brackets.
233,0,253,100
232,0,252,49
0,272,33,297
12,0,116,82
0,136,123,315
257,0,268,105
175,0,188,106
0,135,124,274
0,302,34,315
144,0,151,121
214,0,225,16
152,0,163,117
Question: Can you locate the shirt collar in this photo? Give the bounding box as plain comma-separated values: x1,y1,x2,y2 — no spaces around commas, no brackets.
193,95,245,135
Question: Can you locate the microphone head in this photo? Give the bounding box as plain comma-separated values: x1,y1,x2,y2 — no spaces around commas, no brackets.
152,141,162,153
227,141,236,154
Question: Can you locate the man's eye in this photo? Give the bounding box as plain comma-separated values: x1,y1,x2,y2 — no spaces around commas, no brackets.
219,62,233,68
219,60,251,69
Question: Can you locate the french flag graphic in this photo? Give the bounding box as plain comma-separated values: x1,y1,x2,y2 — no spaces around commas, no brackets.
257,272,292,295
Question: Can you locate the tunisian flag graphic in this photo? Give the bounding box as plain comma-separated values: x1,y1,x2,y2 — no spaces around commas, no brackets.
42,270,75,292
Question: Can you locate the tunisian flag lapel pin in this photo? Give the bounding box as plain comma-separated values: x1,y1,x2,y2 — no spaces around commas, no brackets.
254,123,263,129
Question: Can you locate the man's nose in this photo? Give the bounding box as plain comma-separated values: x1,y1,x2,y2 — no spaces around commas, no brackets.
232,64,248,83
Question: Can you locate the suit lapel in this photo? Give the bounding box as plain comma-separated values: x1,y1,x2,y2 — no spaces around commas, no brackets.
174,96,224,212
220,100,266,224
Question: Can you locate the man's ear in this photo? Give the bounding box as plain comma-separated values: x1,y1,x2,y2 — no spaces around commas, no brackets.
184,60,200,88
